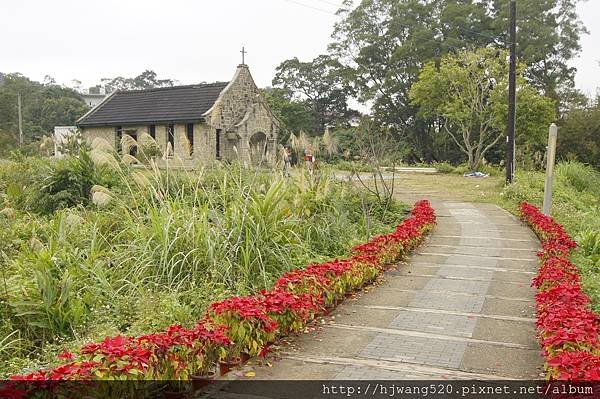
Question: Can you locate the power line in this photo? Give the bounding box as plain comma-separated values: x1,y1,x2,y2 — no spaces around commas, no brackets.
279,0,335,14
277,0,499,52
278,0,461,51
437,19,507,44
312,0,342,7
388,6,508,45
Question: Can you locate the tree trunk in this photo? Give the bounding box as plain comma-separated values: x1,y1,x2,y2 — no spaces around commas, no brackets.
468,151,475,172
470,157,481,172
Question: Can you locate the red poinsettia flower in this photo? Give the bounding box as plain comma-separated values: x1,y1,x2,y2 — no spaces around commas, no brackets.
520,202,599,381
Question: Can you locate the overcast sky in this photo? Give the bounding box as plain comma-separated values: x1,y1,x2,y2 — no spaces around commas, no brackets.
1,0,599,97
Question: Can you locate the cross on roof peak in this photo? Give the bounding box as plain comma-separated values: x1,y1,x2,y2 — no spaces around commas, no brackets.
240,46,247,65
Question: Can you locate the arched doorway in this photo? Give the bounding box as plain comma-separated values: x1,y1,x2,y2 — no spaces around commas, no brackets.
249,132,267,166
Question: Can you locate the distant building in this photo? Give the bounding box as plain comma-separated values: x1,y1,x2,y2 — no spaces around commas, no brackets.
79,86,107,108
76,64,280,166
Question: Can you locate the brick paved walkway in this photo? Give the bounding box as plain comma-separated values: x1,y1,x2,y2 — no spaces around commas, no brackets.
223,201,543,383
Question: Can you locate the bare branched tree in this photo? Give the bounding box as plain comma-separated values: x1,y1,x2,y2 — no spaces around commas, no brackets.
352,118,397,220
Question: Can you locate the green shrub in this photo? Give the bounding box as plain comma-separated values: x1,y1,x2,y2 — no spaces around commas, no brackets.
433,162,454,173
578,230,600,264
31,149,115,214
555,161,600,196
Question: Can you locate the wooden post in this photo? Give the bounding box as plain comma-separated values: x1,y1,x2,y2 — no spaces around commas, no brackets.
543,123,558,215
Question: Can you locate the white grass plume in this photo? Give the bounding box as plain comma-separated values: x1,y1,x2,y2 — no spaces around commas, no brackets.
90,149,121,172
121,134,138,155
91,137,113,152
122,154,139,165
92,191,111,207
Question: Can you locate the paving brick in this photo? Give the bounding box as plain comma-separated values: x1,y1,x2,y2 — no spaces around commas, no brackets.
424,278,490,295
389,311,477,337
360,335,467,369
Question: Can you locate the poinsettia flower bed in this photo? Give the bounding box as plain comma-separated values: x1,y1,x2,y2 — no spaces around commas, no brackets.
8,200,435,385
519,202,600,381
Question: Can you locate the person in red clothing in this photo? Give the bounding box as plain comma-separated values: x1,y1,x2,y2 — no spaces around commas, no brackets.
304,144,315,176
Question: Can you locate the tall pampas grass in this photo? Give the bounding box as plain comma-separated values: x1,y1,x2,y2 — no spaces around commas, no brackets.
137,132,158,148
298,130,309,150
323,127,338,158
180,134,193,158
90,149,121,172
91,185,111,195
312,137,321,157
91,137,113,152
122,154,139,165
120,134,138,156
163,142,174,159
91,184,112,207
92,191,111,207
131,170,151,188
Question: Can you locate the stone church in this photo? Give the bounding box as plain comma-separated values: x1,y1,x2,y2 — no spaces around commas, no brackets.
77,64,279,166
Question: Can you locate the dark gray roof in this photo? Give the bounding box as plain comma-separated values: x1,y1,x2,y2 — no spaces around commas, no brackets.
77,82,228,126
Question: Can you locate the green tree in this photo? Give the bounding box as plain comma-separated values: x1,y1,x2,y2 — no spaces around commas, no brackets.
261,87,316,145
101,70,175,93
410,48,555,172
558,96,600,168
272,55,354,134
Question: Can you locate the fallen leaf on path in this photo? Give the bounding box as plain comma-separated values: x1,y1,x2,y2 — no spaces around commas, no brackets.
245,371,256,377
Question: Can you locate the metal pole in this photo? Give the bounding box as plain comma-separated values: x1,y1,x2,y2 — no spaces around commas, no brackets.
17,93,23,148
506,0,517,184
543,123,558,215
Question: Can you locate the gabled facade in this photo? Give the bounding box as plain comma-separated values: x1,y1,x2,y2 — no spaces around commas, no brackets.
76,65,279,166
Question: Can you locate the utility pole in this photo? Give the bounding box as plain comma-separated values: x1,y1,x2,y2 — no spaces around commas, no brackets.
506,0,517,184
17,93,23,148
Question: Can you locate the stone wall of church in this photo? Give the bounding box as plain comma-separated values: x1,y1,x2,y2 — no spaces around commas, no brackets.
82,126,116,149
208,65,279,164
155,125,167,153
220,132,240,161
210,66,260,132
168,123,214,162
236,102,278,164
84,125,163,155
83,123,217,162
194,123,214,161
173,124,188,159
